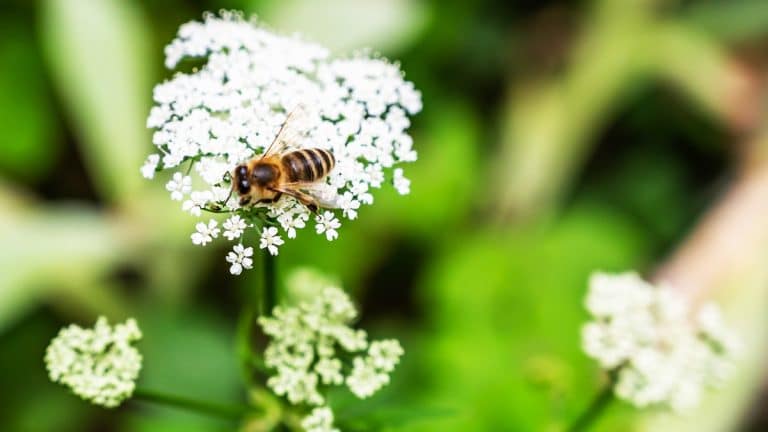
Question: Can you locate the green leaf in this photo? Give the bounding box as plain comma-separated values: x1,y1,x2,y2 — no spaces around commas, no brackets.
0,191,127,331
256,0,429,53
40,0,152,203
126,306,244,431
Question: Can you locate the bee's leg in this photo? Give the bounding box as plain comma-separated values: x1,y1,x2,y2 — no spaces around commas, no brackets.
270,187,319,214
239,196,251,206
305,202,319,213
257,192,283,204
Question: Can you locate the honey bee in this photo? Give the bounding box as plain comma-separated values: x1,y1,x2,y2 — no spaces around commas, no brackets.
233,106,335,212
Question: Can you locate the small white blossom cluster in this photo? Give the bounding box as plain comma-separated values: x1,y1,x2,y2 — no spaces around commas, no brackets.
258,286,403,431
301,407,339,432
582,271,741,412
45,317,143,408
142,11,421,273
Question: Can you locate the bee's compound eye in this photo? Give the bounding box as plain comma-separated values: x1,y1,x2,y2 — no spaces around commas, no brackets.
238,179,251,194
233,164,250,195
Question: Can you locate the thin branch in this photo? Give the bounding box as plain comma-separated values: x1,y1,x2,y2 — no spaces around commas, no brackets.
566,384,614,432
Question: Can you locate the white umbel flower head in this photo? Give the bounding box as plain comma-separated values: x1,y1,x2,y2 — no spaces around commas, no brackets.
45,317,143,408
581,271,741,412
258,278,403,427
142,11,422,274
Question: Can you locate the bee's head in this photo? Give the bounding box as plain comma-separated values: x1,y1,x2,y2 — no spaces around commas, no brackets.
251,163,278,186
234,164,251,195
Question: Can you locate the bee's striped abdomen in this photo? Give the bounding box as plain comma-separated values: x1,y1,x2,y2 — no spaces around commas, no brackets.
282,148,335,183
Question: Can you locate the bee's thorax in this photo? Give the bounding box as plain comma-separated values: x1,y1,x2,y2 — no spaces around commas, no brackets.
251,162,279,186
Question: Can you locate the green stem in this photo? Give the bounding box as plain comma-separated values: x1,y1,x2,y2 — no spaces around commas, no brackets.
237,252,278,383
262,252,277,315
185,158,195,175
236,306,257,384
566,384,614,432
132,388,253,420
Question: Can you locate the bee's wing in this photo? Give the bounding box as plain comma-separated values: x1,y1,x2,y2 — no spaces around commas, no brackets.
261,104,311,159
280,182,340,209
305,184,340,209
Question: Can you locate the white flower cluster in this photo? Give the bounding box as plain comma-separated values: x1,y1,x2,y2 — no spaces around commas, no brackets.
301,407,339,432
45,317,143,408
582,271,741,412
142,11,421,273
258,286,403,430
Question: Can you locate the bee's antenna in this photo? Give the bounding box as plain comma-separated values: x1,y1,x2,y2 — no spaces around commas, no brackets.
222,171,235,205
224,186,234,205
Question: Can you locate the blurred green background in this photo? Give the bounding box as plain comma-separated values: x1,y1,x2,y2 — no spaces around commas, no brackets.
2,0,768,431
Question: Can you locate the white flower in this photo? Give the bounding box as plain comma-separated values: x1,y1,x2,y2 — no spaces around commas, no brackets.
140,154,160,179
314,358,343,385
346,357,390,398
697,302,742,355
302,407,339,432
142,11,421,274
278,211,309,239
581,271,741,412
393,168,411,195
337,192,361,220
45,317,142,408
315,211,340,241
267,368,324,405
196,157,231,186
191,219,219,245
165,172,192,201
585,272,654,317
182,190,213,217
222,215,248,240
258,281,402,409
272,202,311,239
226,243,254,275
582,320,635,369
368,340,404,373
259,226,284,256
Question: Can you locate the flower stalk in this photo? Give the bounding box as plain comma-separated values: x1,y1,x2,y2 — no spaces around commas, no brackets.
237,250,278,384
263,252,277,314
566,384,614,432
